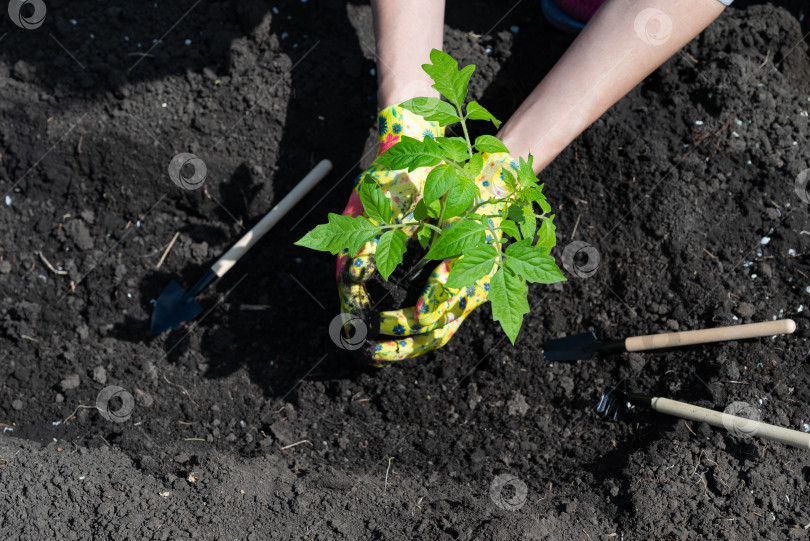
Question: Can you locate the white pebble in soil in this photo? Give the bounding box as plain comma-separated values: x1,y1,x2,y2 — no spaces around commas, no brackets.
4,195,10,206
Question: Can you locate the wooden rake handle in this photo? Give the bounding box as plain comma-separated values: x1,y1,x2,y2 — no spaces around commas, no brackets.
625,319,796,352
652,397,810,449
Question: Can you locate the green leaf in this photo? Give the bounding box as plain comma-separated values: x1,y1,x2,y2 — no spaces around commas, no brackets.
376,135,444,172
436,137,470,163
488,267,529,344
474,135,509,154
536,216,556,249
424,165,459,204
465,152,484,177
444,177,477,219
466,101,502,129
359,175,392,225
501,169,517,192
537,197,551,214
518,186,545,204
413,199,429,221
453,64,475,106
294,213,379,256
376,230,408,280
520,205,537,240
401,97,460,126
517,156,537,186
499,219,521,240
426,219,486,260
417,225,432,249
422,50,462,107
421,49,475,109
505,239,566,284
445,245,498,288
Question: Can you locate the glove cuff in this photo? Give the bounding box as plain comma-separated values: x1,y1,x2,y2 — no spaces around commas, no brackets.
376,105,444,156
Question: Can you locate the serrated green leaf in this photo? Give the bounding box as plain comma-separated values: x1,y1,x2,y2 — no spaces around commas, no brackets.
537,197,551,214
422,49,462,107
376,229,408,280
465,152,484,177
359,175,392,225
517,156,537,186
505,239,566,284
466,101,502,129
426,219,486,260
501,169,517,192
401,97,460,126
376,135,444,172
445,245,498,289
444,177,477,219
294,213,379,256
424,164,459,204
520,205,537,240
488,267,529,344
536,216,556,249
421,49,476,109
417,225,432,249
518,186,545,204
499,219,521,240
453,64,475,106
436,137,470,163
474,135,509,154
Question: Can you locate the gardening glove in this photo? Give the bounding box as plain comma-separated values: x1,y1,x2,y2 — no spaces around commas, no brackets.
336,105,444,335
366,152,523,366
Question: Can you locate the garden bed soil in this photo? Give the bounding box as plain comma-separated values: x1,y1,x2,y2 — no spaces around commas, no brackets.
1,0,810,539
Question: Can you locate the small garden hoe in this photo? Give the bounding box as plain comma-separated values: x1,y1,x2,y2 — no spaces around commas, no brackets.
541,319,796,361
150,160,332,334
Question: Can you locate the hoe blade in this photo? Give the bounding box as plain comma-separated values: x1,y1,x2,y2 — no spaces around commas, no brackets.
540,331,599,361
150,280,203,335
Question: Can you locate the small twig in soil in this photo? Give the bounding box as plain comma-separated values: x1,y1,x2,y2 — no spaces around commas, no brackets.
279,440,312,450
384,456,394,495
571,213,581,240
63,405,99,424
38,251,68,275
162,374,198,407
155,232,180,269
683,421,697,437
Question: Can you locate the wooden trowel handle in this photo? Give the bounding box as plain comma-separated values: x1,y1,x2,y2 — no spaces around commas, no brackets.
625,319,796,352
210,160,332,277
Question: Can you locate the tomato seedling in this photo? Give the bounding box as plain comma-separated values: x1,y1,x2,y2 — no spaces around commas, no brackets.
297,49,565,343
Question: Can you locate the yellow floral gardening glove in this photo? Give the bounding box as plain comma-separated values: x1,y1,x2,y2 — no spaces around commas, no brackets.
367,152,523,365
335,105,444,337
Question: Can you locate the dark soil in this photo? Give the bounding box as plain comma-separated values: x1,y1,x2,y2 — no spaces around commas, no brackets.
2,0,810,539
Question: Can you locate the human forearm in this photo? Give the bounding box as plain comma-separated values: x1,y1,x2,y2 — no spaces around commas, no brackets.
372,0,446,108
498,0,726,173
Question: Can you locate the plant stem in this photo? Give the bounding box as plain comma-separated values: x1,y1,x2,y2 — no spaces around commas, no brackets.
456,105,474,159
380,221,443,234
